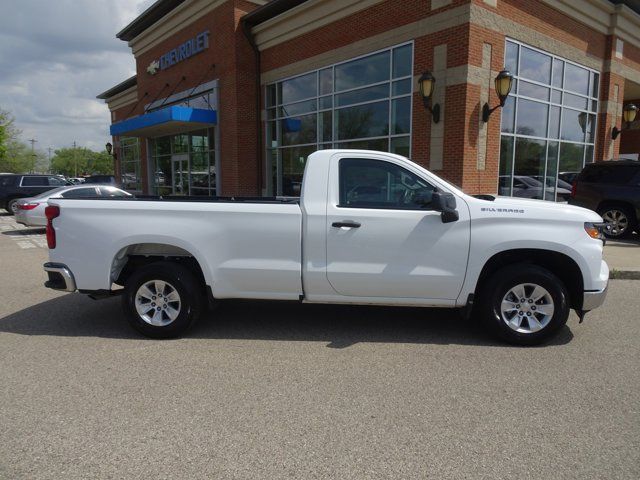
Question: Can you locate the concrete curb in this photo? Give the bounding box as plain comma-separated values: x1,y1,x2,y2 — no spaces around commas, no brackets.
609,270,640,280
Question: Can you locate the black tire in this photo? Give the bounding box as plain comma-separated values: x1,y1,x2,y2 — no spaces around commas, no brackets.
6,198,19,216
479,264,570,346
597,204,636,239
122,261,204,338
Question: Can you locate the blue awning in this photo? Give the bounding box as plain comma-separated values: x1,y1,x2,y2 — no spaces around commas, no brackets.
110,105,217,137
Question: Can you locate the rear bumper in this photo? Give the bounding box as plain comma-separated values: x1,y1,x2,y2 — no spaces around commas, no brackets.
14,211,28,226
583,282,608,311
43,262,77,292
18,215,46,227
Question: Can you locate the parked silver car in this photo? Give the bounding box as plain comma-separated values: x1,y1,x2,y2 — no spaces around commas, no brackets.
15,185,131,227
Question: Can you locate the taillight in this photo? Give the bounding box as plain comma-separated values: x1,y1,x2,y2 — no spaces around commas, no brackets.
571,181,577,198
18,202,40,210
45,205,60,249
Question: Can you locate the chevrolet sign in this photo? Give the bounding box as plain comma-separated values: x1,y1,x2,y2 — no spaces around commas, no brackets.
147,30,210,75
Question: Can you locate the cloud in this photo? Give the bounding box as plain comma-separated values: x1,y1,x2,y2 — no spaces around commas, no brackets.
0,0,153,152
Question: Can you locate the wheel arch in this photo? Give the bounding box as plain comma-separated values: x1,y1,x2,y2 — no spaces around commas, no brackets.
110,241,210,291
474,248,584,310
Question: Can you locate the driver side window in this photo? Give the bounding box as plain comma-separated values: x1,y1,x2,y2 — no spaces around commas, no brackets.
339,158,436,209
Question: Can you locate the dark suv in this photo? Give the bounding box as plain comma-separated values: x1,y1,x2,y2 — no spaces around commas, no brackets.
0,174,72,215
569,160,640,238
83,175,119,186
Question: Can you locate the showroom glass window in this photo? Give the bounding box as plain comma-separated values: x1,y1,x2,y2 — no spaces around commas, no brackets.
499,39,599,201
150,129,216,196
266,43,413,196
120,137,141,192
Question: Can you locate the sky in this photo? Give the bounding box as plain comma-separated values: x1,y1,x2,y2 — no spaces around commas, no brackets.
0,0,156,155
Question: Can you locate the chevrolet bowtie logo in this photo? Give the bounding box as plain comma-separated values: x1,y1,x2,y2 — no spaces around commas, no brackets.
147,60,160,75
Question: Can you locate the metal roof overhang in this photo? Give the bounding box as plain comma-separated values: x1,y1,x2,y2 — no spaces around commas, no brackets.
110,106,217,137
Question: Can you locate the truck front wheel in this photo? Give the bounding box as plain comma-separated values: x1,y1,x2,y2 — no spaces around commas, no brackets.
480,264,570,346
122,261,204,338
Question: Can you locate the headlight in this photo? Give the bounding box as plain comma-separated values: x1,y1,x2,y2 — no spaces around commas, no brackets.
584,222,605,241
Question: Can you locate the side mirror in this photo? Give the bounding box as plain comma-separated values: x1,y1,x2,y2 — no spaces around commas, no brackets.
413,191,432,207
431,191,459,223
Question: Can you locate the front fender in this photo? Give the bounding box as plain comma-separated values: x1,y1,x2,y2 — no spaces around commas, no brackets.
457,238,603,307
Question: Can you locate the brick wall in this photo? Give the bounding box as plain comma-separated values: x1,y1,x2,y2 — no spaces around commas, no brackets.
110,0,261,195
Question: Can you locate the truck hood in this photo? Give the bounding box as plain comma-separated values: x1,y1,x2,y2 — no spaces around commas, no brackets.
466,195,603,223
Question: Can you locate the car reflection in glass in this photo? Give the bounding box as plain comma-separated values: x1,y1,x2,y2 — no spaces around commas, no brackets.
499,175,571,202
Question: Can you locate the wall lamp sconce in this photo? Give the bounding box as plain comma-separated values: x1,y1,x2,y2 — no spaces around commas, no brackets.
105,142,117,159
612,103,637,140
578,111,588,134
418,71,440,123
482,69,514,122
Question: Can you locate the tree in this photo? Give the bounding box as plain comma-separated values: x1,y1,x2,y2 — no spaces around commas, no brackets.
0,108,21,172
0,120,6,163
0,107,50,173
50,147,114,177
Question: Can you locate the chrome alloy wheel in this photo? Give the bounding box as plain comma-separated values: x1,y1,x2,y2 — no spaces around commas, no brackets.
134,280,181,327
601,209,629,236
500,283,555,334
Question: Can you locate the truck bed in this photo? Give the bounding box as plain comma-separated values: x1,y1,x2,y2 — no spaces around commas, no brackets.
47,195,304,298
57,195,301,204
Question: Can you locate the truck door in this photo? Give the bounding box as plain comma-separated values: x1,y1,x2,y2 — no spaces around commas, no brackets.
325,156,470,300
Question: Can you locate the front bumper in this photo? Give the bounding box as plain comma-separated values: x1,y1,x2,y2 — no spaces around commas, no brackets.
43,262,77,292
583,282,608,311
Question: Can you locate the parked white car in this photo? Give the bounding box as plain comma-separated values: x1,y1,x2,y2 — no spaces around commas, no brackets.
16,185,131,227
43,150,609,345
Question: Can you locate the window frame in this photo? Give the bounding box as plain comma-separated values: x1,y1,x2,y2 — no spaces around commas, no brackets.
337,157,437,211
499,38,600,200
266,42,414,196
150,128,216,196
119,137,142,193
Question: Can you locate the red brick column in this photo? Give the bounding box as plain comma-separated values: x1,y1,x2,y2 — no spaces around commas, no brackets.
596,70,625,162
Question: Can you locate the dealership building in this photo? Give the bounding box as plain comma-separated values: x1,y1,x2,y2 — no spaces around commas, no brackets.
97,0,640,199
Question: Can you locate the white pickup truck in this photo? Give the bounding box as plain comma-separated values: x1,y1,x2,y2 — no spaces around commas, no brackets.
43,150,609,345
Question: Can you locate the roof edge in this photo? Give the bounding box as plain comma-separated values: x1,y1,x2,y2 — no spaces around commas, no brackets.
96,75,137,100
242,0,310,27
117,0,187,41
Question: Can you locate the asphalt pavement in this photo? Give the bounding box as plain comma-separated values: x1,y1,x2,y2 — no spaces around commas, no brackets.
0,211,638,479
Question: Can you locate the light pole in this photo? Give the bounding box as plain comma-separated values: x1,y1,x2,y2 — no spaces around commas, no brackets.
28,138,37,173
73,141,78,177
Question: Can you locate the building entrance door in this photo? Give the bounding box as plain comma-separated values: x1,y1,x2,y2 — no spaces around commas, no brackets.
171,154,189,195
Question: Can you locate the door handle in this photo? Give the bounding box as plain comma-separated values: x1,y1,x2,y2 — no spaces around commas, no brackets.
332,221,361,228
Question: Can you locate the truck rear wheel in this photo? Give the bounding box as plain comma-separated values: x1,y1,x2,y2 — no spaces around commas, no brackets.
122,261,204,338
479,264,570,346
